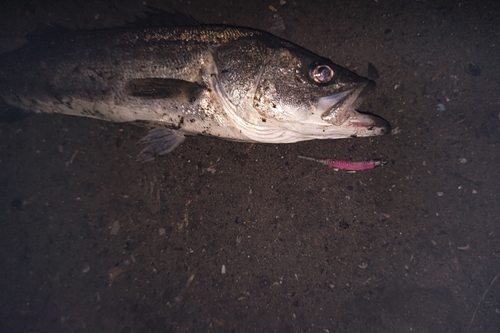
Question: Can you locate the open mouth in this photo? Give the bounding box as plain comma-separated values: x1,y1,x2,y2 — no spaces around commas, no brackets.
317,81,391,135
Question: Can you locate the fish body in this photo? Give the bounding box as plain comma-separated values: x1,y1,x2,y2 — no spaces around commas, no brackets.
0,26,390,161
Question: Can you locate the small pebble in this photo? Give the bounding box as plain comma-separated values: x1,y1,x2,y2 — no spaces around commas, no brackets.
221,265,226,274
82,264,90,274
108,267,123,283
110,220,120,235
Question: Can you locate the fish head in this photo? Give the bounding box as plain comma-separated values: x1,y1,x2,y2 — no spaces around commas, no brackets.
214,37,390,143
248,46,390,142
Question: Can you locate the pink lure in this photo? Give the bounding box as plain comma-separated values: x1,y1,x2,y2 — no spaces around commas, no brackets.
298,156,387,171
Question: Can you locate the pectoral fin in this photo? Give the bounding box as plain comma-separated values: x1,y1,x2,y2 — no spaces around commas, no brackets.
125,78,203,102
136,128,186,162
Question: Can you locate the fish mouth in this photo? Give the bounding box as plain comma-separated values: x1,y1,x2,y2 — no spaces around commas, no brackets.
317,81,391,136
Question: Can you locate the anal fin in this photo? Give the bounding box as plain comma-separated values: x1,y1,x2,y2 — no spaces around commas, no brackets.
136,128,186,162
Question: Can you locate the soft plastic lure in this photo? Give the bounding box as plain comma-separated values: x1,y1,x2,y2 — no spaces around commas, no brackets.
298,155,388,171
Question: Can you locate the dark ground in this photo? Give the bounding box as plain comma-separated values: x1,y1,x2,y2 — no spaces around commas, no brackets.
0,0,499,332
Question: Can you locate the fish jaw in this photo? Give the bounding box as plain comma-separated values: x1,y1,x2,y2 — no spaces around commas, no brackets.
314,80,391,138
341,110,392,138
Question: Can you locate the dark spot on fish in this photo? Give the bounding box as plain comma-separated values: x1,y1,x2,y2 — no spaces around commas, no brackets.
53,93,65,105
189,118,195,123
272,103,276,108
173,116,184,130
261,118,266,122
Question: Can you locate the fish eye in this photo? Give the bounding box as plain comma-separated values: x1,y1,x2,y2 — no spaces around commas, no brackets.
310,65,334,84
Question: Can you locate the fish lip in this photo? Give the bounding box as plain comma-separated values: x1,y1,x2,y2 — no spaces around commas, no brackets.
347,110,392,136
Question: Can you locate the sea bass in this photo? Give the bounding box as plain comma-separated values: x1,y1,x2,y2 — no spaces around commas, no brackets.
0,26,390,161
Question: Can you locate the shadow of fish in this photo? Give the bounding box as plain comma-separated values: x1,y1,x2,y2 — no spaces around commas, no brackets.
0,25,390,162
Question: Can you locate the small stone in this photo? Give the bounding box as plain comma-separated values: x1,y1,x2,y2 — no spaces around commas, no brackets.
221,265,226,274
108,267,123,283
159,228,166,236
110,220,120,235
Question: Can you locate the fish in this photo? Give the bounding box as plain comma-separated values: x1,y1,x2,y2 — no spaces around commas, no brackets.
0,25,390,162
